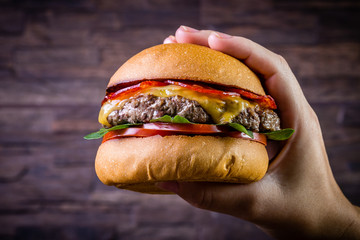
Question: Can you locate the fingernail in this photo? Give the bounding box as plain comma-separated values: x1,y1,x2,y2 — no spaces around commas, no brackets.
156,182,179,193
164,35,176,44
213,31,232,39
168,35,176,42
180,25,199,33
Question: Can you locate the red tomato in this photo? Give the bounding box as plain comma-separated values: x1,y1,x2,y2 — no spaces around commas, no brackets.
142,122,222,133
102,80,277,110
227,87,277,109
167,80,277,109
102,81,167,105
102,123,267,145
165,80,233,98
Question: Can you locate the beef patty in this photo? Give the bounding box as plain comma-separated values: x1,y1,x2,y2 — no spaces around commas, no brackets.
107,94,280,132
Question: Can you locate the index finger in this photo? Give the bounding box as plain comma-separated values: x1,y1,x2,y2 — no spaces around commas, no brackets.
165,27,309,128
208,33,290,81
172,27,284,80
207,32,314,133
174,26,213,47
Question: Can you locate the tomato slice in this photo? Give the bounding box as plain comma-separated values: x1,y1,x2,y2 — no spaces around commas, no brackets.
102,127,171,142
142,122,222,133
227,87,277,109
102,123,267,145
167,80,277,109
165,80,234,98
102,80,277,109
102,81,167,105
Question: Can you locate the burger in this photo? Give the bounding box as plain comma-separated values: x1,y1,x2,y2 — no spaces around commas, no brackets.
85,43,293,194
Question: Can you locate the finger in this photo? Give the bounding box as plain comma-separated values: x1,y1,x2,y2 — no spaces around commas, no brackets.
156,181,258,219
267,140,284,161
208,32,309,127
208,32,284,79
163,35,177,44
174,25,213,47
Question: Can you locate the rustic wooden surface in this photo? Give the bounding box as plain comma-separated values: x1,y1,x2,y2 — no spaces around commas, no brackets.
0,0,359,239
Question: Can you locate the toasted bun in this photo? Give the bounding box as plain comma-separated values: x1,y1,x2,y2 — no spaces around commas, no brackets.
96,43,269,194
109,43,266,96
95,135,268,194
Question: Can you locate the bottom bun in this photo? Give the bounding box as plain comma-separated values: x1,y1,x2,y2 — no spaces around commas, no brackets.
95,135,268,194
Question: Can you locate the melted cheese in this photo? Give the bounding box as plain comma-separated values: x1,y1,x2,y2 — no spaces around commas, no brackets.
99,85,254,127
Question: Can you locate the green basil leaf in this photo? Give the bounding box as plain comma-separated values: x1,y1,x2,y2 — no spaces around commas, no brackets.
83,124,138,140
262,128,295,140
172,115,191,123
83,130,106,140
227,122,254,139
150,115,191,124
150,115,173,123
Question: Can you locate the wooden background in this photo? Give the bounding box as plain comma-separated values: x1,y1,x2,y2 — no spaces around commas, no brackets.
0,0,359,239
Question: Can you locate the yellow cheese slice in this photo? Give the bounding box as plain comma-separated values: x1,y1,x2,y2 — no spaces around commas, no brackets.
99,85,254,127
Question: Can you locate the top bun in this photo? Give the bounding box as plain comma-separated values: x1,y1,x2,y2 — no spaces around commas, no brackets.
108,43,266,96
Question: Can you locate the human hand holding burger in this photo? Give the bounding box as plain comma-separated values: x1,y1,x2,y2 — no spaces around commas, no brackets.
159,26,360,239
85,25,359,239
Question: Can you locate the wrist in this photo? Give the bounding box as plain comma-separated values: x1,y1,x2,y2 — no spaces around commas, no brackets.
339,206,360,240
314,202,360,240
260,196,359,239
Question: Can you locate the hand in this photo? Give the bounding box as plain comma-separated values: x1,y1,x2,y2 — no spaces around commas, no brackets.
158,26,360,239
